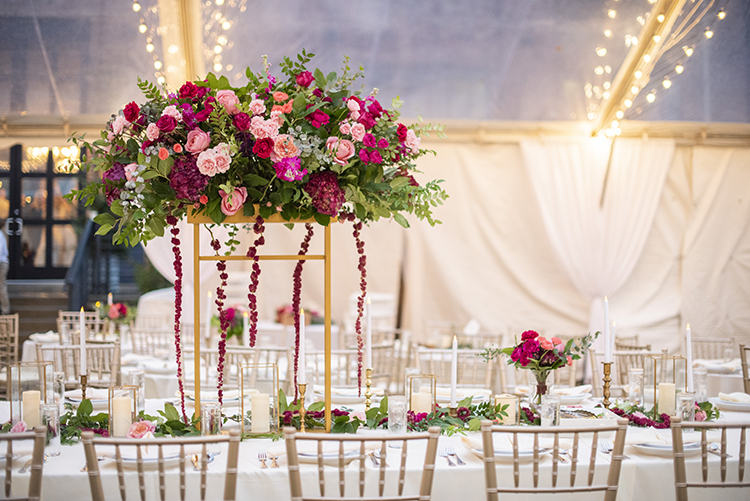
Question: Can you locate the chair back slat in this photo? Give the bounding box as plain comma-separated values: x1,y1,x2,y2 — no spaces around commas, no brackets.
740,344,750,394
569,432,579,487
284,426,439,500
0,427,45,501
35,341,120,388
481,419,628,499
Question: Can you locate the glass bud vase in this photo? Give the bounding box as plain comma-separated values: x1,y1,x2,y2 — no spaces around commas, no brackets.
529,372,552,406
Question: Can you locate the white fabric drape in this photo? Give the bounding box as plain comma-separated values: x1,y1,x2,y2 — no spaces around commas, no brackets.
520,138,675,335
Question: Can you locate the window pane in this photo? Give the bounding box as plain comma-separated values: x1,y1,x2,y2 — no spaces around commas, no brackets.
0,177,8,220
0,148,9,173
53,178,77,220
52,224,76,267
21,225,45,268
21,178,46,220
22,147,48,173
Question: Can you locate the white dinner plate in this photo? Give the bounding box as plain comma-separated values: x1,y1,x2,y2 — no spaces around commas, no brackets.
467,447,551,462
297,449,361,464
104,454,183,470
630,442,700,457
710,397,750,412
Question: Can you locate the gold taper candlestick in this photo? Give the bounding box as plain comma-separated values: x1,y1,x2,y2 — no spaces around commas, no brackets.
449,407,458,417
364,368,373,411
602,362,612,409
298,383,307,433
80,374,88,401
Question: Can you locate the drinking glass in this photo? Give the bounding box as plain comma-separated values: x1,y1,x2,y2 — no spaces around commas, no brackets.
692,367,708,402
40,403,61,456
388,396,407,448
53,372,65,414
628,368,644,406
677,391,696,422
723,347,734,363
201,402,222,455
540,394,561,426
127,370,146,415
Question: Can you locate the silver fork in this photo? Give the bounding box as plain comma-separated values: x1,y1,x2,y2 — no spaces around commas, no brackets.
258,450,268,469
439,449,456,467
599,440,630,460
446,445,465,465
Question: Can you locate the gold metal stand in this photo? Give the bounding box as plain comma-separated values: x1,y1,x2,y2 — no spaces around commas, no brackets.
602,362,613,409
298,383,307,433
80,374,88,401
189,208,335,432
364,368,373,411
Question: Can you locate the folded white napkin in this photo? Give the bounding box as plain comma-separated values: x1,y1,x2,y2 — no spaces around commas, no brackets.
694,358,742,373
65,388,110,401
29,331,60,343
464,432,573,453
624,427,719,446
552,385,592,396
718,392,750,403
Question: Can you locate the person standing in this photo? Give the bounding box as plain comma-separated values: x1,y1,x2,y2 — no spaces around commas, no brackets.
0,221,9,315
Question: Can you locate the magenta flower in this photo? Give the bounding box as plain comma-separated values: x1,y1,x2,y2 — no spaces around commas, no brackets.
156,115,177,133
296,71,314,87
274,157,308,182
521,330,539,341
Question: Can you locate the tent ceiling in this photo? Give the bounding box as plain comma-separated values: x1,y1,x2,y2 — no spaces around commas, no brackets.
0,0,748,141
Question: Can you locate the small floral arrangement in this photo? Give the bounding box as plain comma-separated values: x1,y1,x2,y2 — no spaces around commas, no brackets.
607,401,720,429
210,304,247,341
275,304,322,325
95,300,137,326
0,420,29,433
127,420,156,438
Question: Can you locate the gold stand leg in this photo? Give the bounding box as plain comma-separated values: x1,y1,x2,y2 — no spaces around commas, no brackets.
602,362,613,409
364,368,373,411
298,383,307,433
80,374,88,401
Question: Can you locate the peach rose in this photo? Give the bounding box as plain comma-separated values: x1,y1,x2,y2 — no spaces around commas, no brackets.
551,337,562,345
185,129,211,154
111,115,127,135
539,337,554,350
566,356,573,366
10,421,27,433
220,187,247,216
325,137,356,166
350,123,366,142
214,149,231,174
196,150,218,177
216,89,241,115
248,99,266,115
272,91,289,102
270,135,299,163
124,163,139,182
145,123,160,141
127,420,156,439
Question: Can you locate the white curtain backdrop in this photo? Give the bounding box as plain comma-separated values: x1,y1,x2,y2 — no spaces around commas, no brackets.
520,138,675,339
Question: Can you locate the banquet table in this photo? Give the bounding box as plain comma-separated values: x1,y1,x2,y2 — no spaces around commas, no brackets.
1,397,749,501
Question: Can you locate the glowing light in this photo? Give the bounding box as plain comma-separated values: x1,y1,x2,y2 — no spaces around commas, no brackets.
646,93,656,103
217,35,228,45
154,60,162,70
662,78,672,89
596,46,607,57
675,64,684,74
139,24,147,33
611,120,619,128
684,46,693,57
608,9,616,19
624,99,633,108
605,66,612,73
603,81,611,90
631,85,640,95
603,91,610,99
604,29,612,37
222,21,231,30
132,2,141,12
587,112,596,120
637,16,645,26
653,35,661,43
214,63,223,71
595,66,604,75
168,44,179,54
616,110,624,119
657,14,665,22
146,43,154,52
718,10,726,20
214,45,222,54
634,70,643,79
157,76,165,84
705,28,713,39
643,54,652,63
216,0,224,4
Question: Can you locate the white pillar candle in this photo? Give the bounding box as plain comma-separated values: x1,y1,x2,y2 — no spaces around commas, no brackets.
603,297,611,363
298,309,306,385
204,291,212,342
251,393,270,433
685,324,694,392
112,396,132,437
495,394,517,424
107,292,113,306
411,390,432,414
79,307,87,375
365,297,372,369
242,311,249,346
658,382,676,416
450,335,458,408
22,390,41,428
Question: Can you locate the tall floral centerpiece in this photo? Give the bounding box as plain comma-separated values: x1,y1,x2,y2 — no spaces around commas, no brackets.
69,50,448,420
484,330,598,405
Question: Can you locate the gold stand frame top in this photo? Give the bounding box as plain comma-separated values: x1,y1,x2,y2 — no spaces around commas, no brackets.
188,208,335,432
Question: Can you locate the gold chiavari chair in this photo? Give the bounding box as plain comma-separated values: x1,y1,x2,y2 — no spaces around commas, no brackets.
415,347,497,393
57,310,108,344
35,340,121,389
83,429,241,501
671,417,750,501
307,344,394,389
691,336,735,361
740,344,750,394
480,419,629,501
0,427,46,501
0,313,19,398
284,426,440,501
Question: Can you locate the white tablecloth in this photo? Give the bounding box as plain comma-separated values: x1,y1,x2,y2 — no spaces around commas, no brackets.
1,398,749,501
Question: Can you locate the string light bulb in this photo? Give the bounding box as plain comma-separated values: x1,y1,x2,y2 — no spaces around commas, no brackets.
704,28,714,39
603,91,610,99
675,63,684,74
646,93,656,103
214,63,223,71
634,70,643,79
214,45,222,54
653,35,660,43
605,65,612,73
222,21,231,30
138,24,147,33
595,66,604,75
662,77,672,89
154,60,162,70
608,9,616,19
631,85,640,95
604,29,612,37
157,76,165,85
146,43,154,52
718,9,726,20
616,110,624,119
596,46,607,57
683,46,694,57
624,99,633,108
611,120,620,128
132,2,141,12
643,54,652,63
657,14,665,22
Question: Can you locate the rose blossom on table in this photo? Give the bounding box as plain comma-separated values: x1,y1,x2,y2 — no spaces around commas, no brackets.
216,89,241,114
127,420,156,439
220,187,248,216
10,421,27,433
325,137,355,165
146,123,160,141
185,129,210,153
248,99,266,115
111,115,127,135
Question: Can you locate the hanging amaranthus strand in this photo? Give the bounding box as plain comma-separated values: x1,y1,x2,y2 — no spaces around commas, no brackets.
246,216,266,347
167,215,188,424
351,217,368,395
292,224,315,400
211,238,230,406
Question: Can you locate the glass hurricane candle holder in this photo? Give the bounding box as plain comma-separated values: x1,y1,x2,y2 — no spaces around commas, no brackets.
9,362,54,427
108,386,137,437
239,362,279,435
645,354,687,416
494,393,521,425
407,374,436,414
40,403,61,456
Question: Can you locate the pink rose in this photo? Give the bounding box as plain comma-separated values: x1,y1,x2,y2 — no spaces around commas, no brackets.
270,135,299,163
248,99,266,115
695,410,707,422
214,142,231,157
295,71,314,87
551,337,562,345
196,150,218,177
347,99,360,112
10,421,27,433
566,356,572,366
339,122,351,135
112,115,127,135
214,149,231,174
146,123,160,141
350,123,366,142
108,304,120,319
216,89,240,115
404,129,421,153
161,105,182,121
185,129,211,154
124,163,138,182
325,137,355,165
539,337,554,350
126,420,156,439
220,187,247,216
